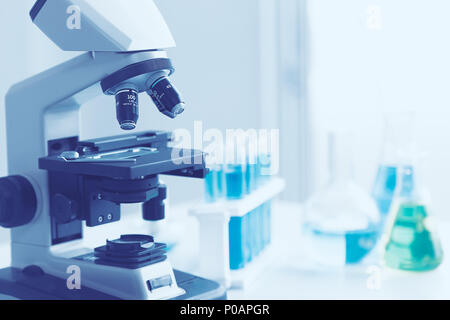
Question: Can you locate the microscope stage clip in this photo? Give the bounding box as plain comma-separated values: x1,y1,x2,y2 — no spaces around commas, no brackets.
58,147,159,164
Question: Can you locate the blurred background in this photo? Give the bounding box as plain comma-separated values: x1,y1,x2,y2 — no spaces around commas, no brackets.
4,1,450,219
2,0,450,298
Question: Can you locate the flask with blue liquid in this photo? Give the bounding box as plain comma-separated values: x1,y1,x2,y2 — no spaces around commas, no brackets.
384,163,443,271
303,132,380,266
372,112,416,225
372,165,397,220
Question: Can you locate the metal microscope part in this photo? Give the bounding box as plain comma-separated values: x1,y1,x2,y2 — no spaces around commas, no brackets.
39,131,208,236
58,147,158,164
42,147,206,179
115,89,139,130
0,0,224,301
100,58,184,128
147,77,186,119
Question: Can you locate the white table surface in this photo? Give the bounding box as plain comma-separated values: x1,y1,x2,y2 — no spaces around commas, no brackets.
165,201,450,299
1,201,449,300
225,202,450,300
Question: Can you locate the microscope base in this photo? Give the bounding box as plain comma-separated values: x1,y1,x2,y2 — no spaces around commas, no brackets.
0,267,226,300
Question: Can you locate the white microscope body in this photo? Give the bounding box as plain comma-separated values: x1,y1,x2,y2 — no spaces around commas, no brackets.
0,0,217,300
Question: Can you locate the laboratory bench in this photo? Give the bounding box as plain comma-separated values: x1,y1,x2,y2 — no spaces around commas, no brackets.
169,201,450,300
1,201,450,300
225,202,450,300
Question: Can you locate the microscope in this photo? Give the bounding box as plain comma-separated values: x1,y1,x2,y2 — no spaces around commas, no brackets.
0,0,225,300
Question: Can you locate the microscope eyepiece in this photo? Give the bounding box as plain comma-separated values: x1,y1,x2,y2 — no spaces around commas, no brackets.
148,77,185,119
115,89,139,130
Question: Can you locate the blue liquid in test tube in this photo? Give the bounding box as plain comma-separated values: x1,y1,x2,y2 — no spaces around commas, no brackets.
216,166,225,198
248,210,258,258
254,207,263,256
258,153,272,185
229,216,246,270
245,162,257,194
243,212,253,263
205,165,226,203
262,201,272,246
225,164,245,200
204,170,216,203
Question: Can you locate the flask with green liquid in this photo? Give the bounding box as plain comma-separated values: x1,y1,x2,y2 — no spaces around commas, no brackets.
384,164,443,271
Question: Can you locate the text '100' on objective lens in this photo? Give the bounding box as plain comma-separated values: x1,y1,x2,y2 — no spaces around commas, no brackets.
116,89,139,130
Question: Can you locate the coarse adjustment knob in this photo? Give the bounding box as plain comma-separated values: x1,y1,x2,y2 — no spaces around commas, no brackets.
0,175,37,228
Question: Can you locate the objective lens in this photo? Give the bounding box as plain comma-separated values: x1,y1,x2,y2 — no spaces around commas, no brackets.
115,89,139,130
148,77,185,119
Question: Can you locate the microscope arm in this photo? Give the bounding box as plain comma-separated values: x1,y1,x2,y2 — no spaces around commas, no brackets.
3,50,170,247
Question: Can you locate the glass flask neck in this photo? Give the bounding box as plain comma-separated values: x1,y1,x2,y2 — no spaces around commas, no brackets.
396,164,427,202
398,165,415,198
379,112,415,166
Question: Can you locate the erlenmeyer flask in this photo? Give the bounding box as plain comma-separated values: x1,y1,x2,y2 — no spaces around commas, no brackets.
384,164,443,271
303,132,380,266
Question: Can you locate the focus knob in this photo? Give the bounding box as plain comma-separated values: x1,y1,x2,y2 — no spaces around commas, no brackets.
0,175,37,228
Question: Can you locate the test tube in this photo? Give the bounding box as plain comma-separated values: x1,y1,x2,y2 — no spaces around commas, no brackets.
245,137,258,194
204,164,227,202
229,216,246,270
245,161,257,194
257,152,272,185
243,212,253,263
204,170,216,203
225,164,246,200
262,201,272,246
253,208,262,257
216,164,225,199
258,205,266,252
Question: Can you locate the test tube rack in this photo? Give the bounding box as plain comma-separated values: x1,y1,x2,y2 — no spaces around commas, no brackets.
189,177,285,289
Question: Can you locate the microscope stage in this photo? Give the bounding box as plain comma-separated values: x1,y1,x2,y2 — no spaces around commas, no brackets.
39,131,207,180
39,147,205,179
